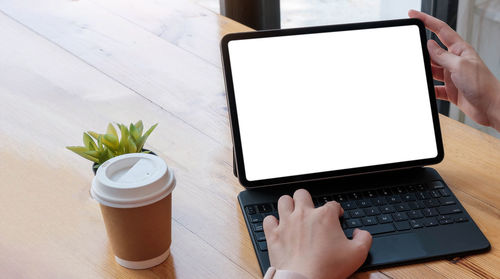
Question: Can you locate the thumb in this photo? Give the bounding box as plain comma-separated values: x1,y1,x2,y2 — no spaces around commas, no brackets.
427,40,461,71
351,228,372,256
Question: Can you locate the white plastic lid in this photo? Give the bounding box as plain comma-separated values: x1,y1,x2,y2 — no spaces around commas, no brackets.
91,153,175,208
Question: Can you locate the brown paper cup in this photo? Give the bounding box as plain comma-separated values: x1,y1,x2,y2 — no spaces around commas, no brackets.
91,153,176,269
100,194,172,268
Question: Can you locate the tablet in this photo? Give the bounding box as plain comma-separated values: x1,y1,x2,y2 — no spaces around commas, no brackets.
221,19,443,188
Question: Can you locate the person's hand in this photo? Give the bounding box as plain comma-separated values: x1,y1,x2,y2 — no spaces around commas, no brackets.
409,10,500,131
263,189,372,279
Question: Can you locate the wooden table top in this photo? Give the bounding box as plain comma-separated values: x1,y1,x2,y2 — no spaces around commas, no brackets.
0,0,498,278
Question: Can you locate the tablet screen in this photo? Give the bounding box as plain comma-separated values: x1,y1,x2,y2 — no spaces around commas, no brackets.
226,24,440,182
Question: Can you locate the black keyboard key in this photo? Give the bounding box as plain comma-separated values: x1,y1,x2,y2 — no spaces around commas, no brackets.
422,208,438,217
416,191,430,200
364,223,396,235
439,197,456,206
255,232,266,241
437,215,448,221
387,196,401,204
249,213,263,223
344,228,354,238
392,212,408,221
272,203,278,210
379,188,392,196
313,198,321,208
246,205,256,215
410,220,424,229
253,223,263,232
362,216,378,226
388,187,398,194
428,181,445,189
258,241,267,251
439,189,451,197
395,203,411,212
455,216,468,223
416,184,428,191
346,218,362,228
423,199,440,208
349,209,365,218
407,185,417,192
364,207,381,216
393,186,406,194
407,210,424,219
257,204,272,213
438,206,462,215
312,202,321,208
410,219,424,229
395,221,411,231
333,194,348,202
341,201,357,210
380,205,396,214
401,193,416,202
371,197,387,206
377,214,393,223
429,190,441,198
439,218,454,225
363,190,378,199
408,201,425,209
316,196,331,206
342,211,350,219
341,219,347,229
424,217,439,227
357,199,372,208
349,192,362,200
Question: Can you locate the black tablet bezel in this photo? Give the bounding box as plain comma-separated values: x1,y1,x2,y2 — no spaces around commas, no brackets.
221,18,444,188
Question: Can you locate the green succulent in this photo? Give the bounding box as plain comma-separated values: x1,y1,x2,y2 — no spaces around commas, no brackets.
67,120,158,170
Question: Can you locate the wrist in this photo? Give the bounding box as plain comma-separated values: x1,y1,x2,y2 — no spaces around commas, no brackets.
278,263,315,279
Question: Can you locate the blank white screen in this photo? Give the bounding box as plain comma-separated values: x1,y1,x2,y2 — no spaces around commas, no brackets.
228,25,438,181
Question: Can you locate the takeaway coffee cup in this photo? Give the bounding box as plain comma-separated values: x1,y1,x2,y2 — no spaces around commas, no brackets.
91,153,176,269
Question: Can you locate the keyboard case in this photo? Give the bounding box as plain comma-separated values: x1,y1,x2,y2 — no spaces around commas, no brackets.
238,167,490,274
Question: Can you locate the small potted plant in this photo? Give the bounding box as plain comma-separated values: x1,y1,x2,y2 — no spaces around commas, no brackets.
67,120,158,174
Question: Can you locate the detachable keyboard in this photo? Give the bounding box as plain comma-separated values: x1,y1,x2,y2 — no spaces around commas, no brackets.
244,180,470,254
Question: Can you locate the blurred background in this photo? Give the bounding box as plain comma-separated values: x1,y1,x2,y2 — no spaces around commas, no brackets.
199,0,500,138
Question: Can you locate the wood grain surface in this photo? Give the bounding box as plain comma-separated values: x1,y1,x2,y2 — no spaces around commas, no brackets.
0,0,498,278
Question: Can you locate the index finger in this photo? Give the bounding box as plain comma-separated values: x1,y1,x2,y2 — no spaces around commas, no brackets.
408,9,463,47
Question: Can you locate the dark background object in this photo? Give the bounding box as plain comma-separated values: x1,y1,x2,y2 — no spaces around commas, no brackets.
220,0,280,30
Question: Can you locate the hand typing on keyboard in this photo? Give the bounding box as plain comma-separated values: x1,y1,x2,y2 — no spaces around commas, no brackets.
263,189,372,279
